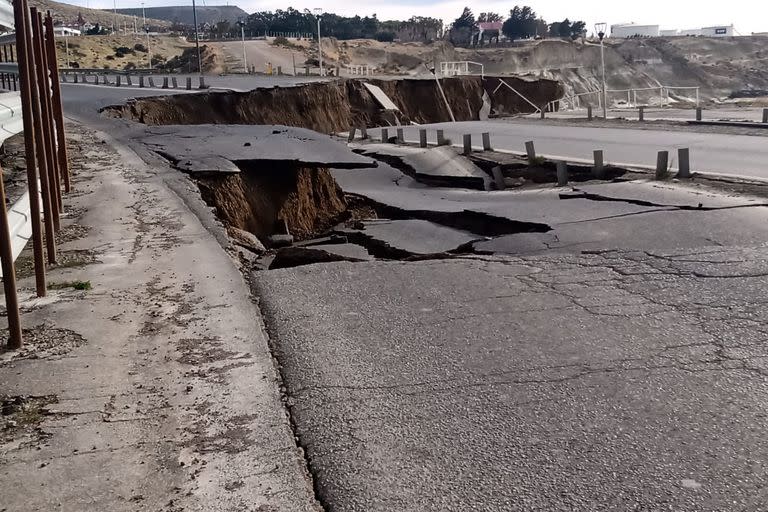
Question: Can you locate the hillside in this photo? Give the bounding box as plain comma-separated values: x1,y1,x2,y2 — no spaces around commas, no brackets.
315,36,768,103
55,34,193,70
114,5,248,26
30,0,170,29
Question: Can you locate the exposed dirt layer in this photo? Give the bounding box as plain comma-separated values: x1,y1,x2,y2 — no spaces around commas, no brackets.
197,164,347,243
103,76,564,132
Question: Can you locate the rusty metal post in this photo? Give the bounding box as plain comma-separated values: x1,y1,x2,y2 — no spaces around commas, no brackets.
31,9,61,231
44,13,70,193
26,4,56,263
0,165,23,348
0,45,7,90
14,0,46,295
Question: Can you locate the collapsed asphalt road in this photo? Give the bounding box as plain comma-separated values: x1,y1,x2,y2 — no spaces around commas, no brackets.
55,80,768,511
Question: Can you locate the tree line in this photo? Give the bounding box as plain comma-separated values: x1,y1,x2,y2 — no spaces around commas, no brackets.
242,8,442,42
450,6,586,45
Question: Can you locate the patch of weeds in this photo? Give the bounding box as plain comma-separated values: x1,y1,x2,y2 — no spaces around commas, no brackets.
1,395,58,447
48,280,91,291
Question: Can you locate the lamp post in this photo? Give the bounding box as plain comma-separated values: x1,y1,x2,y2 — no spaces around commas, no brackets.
237,19,247,73
191,0,202,74
595,22,608,119
314,8,323,76
142,2,151,69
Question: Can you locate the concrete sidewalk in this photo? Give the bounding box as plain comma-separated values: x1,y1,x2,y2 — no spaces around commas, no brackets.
0,123,319,511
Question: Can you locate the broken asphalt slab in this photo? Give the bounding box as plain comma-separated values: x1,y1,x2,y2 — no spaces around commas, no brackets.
140,124,377,172
352,143,491,190
336,219,483,257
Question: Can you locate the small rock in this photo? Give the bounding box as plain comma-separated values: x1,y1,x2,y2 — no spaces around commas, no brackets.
226,227,266,254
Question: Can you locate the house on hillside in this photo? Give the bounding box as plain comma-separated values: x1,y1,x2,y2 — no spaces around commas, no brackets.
476,22,502,45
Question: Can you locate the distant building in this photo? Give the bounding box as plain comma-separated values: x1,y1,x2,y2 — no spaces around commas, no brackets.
679,28,703,36
660,29,679,37
700,25,734,37
53,26,81,36
611,23,660,38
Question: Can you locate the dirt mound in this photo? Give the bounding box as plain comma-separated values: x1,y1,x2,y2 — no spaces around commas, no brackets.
157,44,226,74
104,76,563,131
197,165,347,242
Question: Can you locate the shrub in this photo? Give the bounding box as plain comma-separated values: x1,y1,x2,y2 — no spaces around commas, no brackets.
133,43,148,53
114,46,134,58
375,31,396,42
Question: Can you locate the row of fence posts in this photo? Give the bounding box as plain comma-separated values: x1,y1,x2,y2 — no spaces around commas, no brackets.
576,105,768,125
348,126,693,188
2,1,71,349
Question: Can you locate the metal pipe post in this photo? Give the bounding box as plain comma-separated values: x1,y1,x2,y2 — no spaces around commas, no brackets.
44,12,70,193
13,0,46,296
600,39,607,119
33,10,61,225
29,7,59,249
0,164,22,348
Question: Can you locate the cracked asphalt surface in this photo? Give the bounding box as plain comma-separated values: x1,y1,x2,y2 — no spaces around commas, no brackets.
257,246,768,511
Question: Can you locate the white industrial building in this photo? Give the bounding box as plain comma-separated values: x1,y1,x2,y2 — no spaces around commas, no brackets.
53,26,81,36
611,23,660,38
700,25,734,37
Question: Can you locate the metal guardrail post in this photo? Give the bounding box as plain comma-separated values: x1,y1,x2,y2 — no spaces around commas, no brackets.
593,150,605,179
27,5,56,262
482,132,491,151
525,141,536,163
0,164,22,348
419,129,427,148
463,134,472,155
763,109,768,124
556,161,568,186
14,0,46,300
32,9,60,231
44,12,70,193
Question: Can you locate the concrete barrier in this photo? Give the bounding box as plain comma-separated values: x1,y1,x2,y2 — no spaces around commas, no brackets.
381,128,389,142
419,129,427,148
678,148,691,178
482,132,491,151
656,150,669,179
463,134,472,155
525,141,536,162
556,161,568,186
593,150,605,178
396,128,404,144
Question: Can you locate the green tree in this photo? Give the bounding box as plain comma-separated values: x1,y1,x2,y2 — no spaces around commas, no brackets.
452,7,476,30
477,12,502,23
502,6,544,40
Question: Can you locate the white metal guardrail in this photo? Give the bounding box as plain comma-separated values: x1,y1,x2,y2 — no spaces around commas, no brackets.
0,89,28,273
440,61,485,78
0,0,12,32
558,85,701,111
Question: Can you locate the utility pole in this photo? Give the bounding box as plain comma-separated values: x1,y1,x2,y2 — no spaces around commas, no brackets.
142,2,151,69
595,22,608,119
314,8,323,76
192,0,203,74
237,19,247,72
112,0,117,34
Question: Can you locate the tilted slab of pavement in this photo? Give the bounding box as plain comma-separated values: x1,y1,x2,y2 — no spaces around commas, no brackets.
141,124,377,172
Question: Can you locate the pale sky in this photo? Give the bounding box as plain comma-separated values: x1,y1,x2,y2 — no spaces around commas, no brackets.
75,0,767,35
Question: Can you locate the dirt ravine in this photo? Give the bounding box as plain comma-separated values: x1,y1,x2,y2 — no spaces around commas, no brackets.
104,76,564,131
0,122,321,512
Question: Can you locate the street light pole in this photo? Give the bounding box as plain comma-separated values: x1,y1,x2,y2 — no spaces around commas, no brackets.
314,8,323,76
142,2,151,69
191,0,202,74
238,20,247,73
595,22,608,119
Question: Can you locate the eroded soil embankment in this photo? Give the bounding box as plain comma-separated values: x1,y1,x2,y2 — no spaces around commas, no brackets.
197,165,347,241
103,76,563,132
